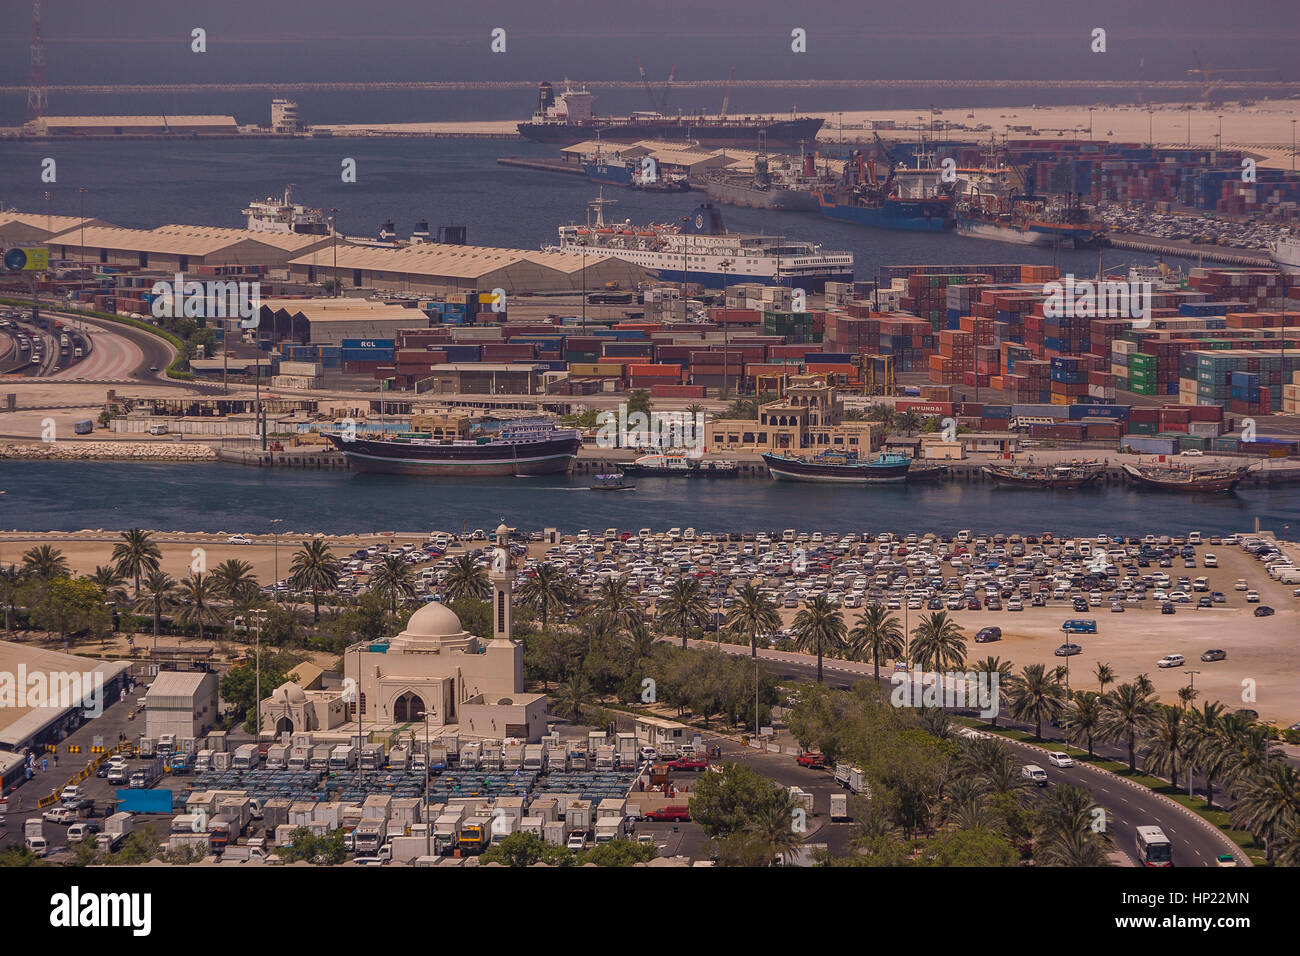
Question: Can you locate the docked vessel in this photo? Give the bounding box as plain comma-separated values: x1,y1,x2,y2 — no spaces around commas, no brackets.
325,420,581,477
621,453,739,477
813,147,953,232
583,157,690,192
243,185,331,235
703,149,832,213
518,82,823,148
1270,235,1300,275
955,198,1103,249
590,473,636,491
983,460,1105,488
1122,462,1250,493
762,450,912,483
548,195,853,290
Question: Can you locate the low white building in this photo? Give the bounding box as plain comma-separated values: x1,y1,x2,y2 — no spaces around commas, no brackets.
144,671,220,739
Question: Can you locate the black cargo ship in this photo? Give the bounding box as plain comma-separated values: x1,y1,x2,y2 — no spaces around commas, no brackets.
326,422,581,477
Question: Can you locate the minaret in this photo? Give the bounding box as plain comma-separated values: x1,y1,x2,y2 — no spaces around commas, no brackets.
489,521,514,644
486,521,524,692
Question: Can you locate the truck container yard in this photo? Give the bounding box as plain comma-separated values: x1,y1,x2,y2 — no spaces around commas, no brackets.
232,744,261,771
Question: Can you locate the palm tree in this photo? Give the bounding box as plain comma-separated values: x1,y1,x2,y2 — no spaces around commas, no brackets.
1142,705,1189,789
111,528,161,596
1133,672,1154,697
848,604,905,679
23,544,69,580
660,576,712,649
724,582,780,657
89,565,129,606
174,572,225,641
971,655,1013,728
371,554,417,613
1094,662,1115,693
1098,682,1158,773
442,554,489,602
896,409,924,435
1184,702,1227,806
1034,783,1111,867
1006,663,1066,740
1062,690,1104,758
866,403,897,437
753,789,804,865
211,558,259,604
1177,685,1199,709
0,565,22,634
584,577,647,641
133,569,178,650
1229,762,1300,863
288,540,341,622
909,611,966,672
791,595,846,683
516,563,580,629
1218,718,1281,799
554,675,592,721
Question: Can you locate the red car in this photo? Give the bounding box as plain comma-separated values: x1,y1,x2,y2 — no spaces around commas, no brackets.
796,752,828,769
644,805,691,823
668,757,708,772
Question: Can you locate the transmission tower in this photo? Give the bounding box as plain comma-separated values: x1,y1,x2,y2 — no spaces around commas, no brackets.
27,0,47,123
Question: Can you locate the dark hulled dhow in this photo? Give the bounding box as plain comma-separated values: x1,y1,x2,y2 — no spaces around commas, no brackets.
763,451,912,483
325,421,581,477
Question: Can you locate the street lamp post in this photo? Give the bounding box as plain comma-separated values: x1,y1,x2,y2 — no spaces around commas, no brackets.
680,217,691,322
1148,109,1154,151
329,208,340,297
418,709,431,857
270,518,282,601
1293,120,1297,172
76,187,87,268
1088,108,1094,140
719,258,732,399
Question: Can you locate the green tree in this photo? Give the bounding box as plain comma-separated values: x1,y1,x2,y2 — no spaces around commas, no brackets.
442,553,490,602
480,830,574,867
625,388,653,417
1094,662,1116,693
919,828,1019,867
371,553,417,613
111,528,161,596
689,762,780,839
724,582,781,658
848,603,905,679
0,565,22,634
24,576,112,644
515,563,579,629
133,568,178,650
174,572,225,641
211,558,259,604
970,655,1013,729
909,611,966,672
1006,663,1066,741
1229,761,1300,863
659,576,712,649
791,595,846,683
584,577,648,644
88,565,128,606
1062,690,1104,758
1034,783,1112,867
289,539,341,622
278,827,348,864
1098,682,1159,773
220,653,296,732
22,544,69,580
576,839,659,867
1142,705,1190,790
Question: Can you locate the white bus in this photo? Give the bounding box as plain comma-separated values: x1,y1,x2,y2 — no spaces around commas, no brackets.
1135,825,1172,867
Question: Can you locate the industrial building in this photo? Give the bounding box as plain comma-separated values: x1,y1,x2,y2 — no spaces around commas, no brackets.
44,224,331,272
254,298,426,346
143,671,221,739
704,375,880,454
0,212,116,246
0,640,130,755
28,114,240,136
287,242,645,296
416,363,550,395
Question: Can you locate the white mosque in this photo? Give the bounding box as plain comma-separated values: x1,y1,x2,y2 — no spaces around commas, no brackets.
260,524,549,743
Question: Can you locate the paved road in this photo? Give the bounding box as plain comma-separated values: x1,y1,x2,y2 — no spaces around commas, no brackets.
689,639,1248,866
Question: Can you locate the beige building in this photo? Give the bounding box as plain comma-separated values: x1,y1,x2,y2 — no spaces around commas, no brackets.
45,224,331,272
261,525,547,742
705,375,880,454
144,671,220,739
31,115,239,136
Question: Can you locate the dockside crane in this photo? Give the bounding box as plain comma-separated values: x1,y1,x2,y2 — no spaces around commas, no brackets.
1188,50,1274,104
720,67,735,118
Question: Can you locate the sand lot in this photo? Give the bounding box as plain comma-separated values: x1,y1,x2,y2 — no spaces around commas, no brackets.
1,528,1296,725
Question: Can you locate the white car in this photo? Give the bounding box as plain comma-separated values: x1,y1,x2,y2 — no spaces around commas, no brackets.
1157,654,1186,668
1047,752,1074,768
1203,554,1218,567
228,535,252,545
1245,590,1260,603
1180,449,1204,457
1234,579,1249,591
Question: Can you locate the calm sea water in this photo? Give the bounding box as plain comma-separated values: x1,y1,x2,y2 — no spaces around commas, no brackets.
2,461,1296,537
0,138,1203,281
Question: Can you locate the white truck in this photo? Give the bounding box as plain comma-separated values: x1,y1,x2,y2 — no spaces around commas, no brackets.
359,743,387,772
354,819,388,855
503,740,525,770
231,744,261,771
97,812,134,852
433,811,463,854
523,744,546,772
460,741,482,769
309,744,333,771
595,745,616,771
193,749,214,773
24,818,48,857
830,793,850,821
834,763,868,795
329,744,358,772
265,744,290,770
287,746,311,772
593,818,623,845
221,838,271,862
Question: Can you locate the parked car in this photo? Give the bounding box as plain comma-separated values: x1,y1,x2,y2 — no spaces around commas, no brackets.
1201,649,1227,662
795,752,828,769
1055,643,1083,657
66,822,100,844
1161,603,1176,615
1157,654,1186,669
974,626,1002,644
668,757,708,772
1047,752,1074,768
643,805,691,823
228,535,252,545
1254,605,1275,617
43,806,77,825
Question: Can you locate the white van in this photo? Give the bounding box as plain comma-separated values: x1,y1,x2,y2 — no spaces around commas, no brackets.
148,423,169,436
1188,531,1202,545
1021,765,1048,786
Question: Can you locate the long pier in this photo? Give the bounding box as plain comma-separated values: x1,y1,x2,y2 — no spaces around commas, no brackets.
1105,234,1272,267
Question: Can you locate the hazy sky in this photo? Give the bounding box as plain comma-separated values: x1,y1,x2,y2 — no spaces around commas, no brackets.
2,0,1297,85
